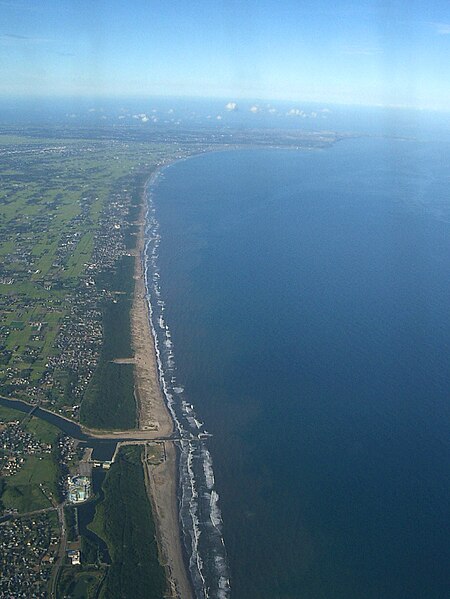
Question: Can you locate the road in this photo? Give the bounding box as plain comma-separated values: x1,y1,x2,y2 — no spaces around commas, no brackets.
0,505,56,524
49,503,67,599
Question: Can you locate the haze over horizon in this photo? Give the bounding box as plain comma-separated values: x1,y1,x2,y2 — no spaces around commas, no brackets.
2,0,450,111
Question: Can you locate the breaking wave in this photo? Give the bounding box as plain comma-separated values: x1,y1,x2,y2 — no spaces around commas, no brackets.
144,171,231,599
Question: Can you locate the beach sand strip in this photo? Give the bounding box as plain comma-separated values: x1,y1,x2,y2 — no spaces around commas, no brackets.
132,188,193,599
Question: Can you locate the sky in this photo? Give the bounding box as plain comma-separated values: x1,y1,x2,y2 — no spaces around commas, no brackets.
1,0,450,110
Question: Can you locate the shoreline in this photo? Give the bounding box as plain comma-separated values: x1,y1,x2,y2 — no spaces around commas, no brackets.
132,170,194,599
3,142,349,596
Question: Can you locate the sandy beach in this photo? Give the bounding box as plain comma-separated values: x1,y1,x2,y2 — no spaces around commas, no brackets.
132,185,193,599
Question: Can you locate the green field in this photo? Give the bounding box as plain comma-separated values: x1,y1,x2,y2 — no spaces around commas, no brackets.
0,131,175,429
0,405,26,423
0,130,177,596
0,405,62,512
25,416,60,445
1,454,58,512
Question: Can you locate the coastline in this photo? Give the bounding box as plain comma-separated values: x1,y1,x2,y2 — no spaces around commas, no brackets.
132,171,193,599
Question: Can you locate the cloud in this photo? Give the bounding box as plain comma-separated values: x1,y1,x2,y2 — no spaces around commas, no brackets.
216,115,222,120
225,101,238,111
287,108,325,119
431,22,450,35
287,108,305,117
132,113,150,123
249,105,260,113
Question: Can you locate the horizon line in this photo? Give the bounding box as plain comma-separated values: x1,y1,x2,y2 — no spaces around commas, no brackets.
0,93,449,114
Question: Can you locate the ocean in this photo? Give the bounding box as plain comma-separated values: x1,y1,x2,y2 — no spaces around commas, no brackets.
145,135,450,598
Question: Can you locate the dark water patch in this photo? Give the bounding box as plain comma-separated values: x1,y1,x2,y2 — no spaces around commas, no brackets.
151,141,450,599
145,174,231,598
89,442,119,462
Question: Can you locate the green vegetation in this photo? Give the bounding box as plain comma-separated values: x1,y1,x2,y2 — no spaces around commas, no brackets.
0,405,62,512
55,446,165,598
0,405,25,423
80,255,136,430
57,567,106,599
89,446,166,599
47,508,60,531
146,442,165,465
98,254,136,299
0,132,173,596
0,131,174,430
81,533,104,565
1,454,58,512
65,505,77,541
25,416,59,445
81,362,135,429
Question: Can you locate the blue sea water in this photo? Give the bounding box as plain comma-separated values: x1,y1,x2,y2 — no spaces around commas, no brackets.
147,136,450,598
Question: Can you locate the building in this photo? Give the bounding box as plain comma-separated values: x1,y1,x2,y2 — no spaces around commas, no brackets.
67,475,90,503
67,550,81,566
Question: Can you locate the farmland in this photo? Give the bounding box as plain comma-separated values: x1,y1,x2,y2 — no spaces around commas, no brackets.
0,131,179,428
